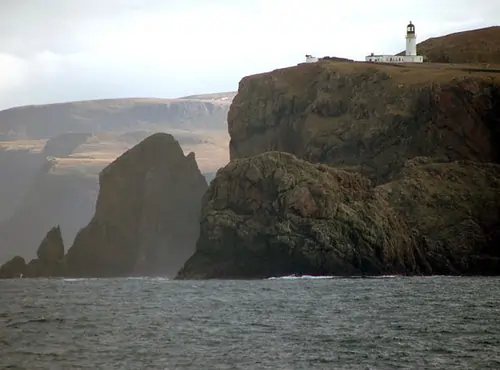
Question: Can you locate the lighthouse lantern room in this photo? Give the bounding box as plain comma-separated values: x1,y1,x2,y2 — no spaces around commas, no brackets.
405,21,417,56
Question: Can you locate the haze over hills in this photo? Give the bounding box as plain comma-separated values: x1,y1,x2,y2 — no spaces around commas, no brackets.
0,92,235,263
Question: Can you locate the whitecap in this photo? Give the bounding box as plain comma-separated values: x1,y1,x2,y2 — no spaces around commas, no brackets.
267,275,335,280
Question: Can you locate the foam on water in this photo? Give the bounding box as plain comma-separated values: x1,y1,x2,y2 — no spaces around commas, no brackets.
267,275,335,280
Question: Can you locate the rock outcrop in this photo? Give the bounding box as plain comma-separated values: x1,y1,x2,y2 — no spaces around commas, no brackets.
177,152,417,278
0,256,27,278
228,61,500,184
0,226,66,278
25,226,66,277
177,152,500,279
65,133,208,277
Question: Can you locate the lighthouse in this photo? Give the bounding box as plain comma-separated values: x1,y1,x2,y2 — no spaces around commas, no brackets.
365,22,423,63
405,21,417,56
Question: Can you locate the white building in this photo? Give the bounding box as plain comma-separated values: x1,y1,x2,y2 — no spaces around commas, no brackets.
365,22,423,63
305,54,318,63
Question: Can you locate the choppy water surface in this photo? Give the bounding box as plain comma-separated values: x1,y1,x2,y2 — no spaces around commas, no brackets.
0,276,499,370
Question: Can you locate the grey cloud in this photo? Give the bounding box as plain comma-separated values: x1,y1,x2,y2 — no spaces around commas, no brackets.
0,0,186,56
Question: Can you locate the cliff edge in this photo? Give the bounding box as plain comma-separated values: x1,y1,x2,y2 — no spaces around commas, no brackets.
228,61,500,183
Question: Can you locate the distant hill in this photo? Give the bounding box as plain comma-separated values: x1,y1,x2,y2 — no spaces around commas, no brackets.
178,92,237,102
0,93,236,140
398,26,500,64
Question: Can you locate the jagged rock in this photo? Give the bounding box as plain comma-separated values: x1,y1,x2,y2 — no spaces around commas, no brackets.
65,133,208,277
0,256,27,278
24,226,66,277
177,153,500,279
228,60,500,184
37,225,65,262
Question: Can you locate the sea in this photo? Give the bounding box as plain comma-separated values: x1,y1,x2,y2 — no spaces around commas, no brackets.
0,276,498,370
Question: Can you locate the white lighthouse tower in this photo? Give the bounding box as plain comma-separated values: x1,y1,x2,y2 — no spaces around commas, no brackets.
405,21,417,56
364,22,423,63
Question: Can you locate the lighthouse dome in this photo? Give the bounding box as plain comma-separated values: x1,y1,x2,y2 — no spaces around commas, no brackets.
407,22,415,34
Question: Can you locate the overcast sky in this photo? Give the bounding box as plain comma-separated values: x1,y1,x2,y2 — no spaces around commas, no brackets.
0,0,498,109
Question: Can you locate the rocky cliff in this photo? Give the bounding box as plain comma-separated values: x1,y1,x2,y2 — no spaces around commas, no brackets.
64,133,207,277
228,61,500,183
179,56,500,278
177,152,500,279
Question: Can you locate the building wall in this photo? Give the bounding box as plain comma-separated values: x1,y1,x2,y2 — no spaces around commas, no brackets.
306,56,318,63
365,55,423,63
406,37,417,56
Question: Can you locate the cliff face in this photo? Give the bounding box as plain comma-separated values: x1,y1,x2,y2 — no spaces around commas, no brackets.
376,159,500,273
228,62,500,183
65,133,207,277
177,153,500,279
0,159,99,263
0,146,47,222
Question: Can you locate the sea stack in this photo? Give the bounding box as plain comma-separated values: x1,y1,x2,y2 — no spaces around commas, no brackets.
65,133,208,277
